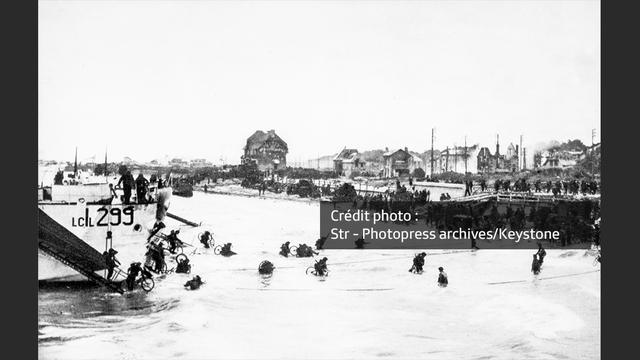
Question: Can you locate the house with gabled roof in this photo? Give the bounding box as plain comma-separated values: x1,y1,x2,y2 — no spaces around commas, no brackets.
333,147,365,177
241,130,288,171
382,147,422,178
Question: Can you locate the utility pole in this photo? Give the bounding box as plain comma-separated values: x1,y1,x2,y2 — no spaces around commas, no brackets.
454,144,457,173
445,146,449,172
519,135,523,171
591,128,597,176
464,136,468,174
430,128,434,178
495,134,500,169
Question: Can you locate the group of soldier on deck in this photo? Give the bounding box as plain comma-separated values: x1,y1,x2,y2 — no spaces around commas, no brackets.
115,171,172,205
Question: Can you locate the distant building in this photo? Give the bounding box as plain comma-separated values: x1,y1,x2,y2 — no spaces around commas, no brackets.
438,145,480,174
169,158,189,167
313,154,337,171
539,150,584,169
122,157,137,166
333,148,366,177
241,130,288,171
409,152,425,173
477,147,496,173
477,137,519,173
423,150,442,177
532,140,593,170
382,147,422,178
190,159,212,168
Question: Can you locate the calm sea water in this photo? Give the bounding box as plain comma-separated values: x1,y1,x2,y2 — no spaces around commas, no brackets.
39,192,600,360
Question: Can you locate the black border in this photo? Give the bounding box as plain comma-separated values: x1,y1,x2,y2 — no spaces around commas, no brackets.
6,0,37,359
601,1,637,360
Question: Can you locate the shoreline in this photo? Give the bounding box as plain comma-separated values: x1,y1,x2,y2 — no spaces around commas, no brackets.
194,183,600,203
195,184,323,203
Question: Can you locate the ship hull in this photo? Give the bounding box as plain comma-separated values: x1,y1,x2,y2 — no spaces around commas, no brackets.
38,201,164,281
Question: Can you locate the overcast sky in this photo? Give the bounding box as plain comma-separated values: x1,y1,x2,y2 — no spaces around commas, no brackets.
39,0,600,164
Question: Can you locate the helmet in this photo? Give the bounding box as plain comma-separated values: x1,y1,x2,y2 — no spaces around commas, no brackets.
322,257,328,261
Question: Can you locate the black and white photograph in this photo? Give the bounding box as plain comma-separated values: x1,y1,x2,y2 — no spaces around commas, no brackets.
38,1,601,359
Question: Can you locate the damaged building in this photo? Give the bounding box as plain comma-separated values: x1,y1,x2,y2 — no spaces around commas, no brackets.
333,148,366,177
241,130,288,171
382,147,423,178
477,136,520,173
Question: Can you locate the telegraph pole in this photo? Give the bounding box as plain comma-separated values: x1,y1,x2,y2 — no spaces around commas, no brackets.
591,128,596,176
464,136,468,174
519,135,523,171
454,144,457,173
445,146,449,172
495,134,500,169
430,128,434,178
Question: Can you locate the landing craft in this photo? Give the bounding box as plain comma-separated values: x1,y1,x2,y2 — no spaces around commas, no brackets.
38,180,172,282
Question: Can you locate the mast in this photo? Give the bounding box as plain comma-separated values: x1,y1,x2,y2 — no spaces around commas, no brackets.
74,147,78,178
104,148,108,180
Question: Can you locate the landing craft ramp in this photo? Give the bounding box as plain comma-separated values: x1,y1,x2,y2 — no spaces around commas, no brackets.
38,209,123,293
